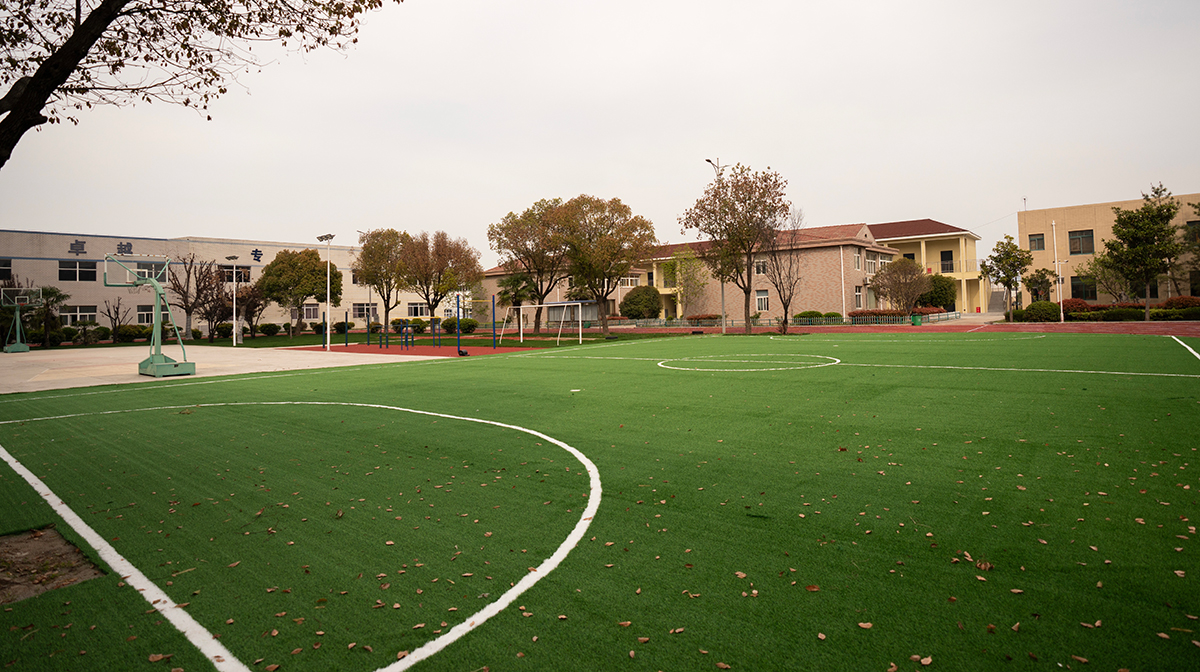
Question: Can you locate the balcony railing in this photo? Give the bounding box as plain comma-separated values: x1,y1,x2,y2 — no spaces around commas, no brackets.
927,260,979,275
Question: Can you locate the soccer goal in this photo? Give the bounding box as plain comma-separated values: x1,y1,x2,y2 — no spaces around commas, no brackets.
498,302,587,346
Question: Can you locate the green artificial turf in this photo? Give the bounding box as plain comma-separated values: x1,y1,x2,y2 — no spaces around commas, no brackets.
1,332,1198,671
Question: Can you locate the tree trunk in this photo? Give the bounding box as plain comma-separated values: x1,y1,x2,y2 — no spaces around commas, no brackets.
534,306,544,334
0,0,134,170
1144,282,1151,322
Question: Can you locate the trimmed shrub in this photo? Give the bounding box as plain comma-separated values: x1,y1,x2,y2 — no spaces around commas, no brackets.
311,321,326,335
190,328,202,340
1161,296,1200,309
1068,311,1103,321
459,318,478,334
215,322,234,338
61,326,79,342
440,317,479,334
1059,298,1091,314
114,324,142,343
1024,301,1062,322
686,314,722,321
1007,309,1027,322
619,285,662,319
822,312,842,319
260,323,281,337
1182,306,1200,320
332,321,355,335
1149,309,1183,321
409,318,427,334
94,326,112,342
795,310,824,319
441,317,457,333
1102,308,1143,321
369,322,383,334
910,306,947,316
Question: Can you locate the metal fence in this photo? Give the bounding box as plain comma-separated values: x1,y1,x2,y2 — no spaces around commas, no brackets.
536,311,963,330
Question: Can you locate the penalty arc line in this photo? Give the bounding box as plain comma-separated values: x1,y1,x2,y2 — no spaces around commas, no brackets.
0,401,602,672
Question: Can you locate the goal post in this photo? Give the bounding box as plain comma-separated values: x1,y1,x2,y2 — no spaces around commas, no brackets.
497,301,587,346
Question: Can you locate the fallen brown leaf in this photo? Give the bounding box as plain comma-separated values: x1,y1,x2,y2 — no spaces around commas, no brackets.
1071,654,1088,663
858,622,873,629
921,656,932,666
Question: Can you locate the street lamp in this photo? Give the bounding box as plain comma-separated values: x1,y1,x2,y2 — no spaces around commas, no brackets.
706,158,727,334
317,233,335,351
225,255,239,346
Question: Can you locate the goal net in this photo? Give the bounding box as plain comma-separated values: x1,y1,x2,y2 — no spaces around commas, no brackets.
497,302,587,346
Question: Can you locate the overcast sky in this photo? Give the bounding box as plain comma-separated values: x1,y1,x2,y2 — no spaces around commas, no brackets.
3,0,1198,269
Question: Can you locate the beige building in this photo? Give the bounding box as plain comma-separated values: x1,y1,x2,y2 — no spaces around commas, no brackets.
0,229,437,334
1016,193,1200,306
866,219,988,314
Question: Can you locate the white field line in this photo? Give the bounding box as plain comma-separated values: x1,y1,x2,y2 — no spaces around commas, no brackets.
0,429,251,672
768,334,1047,343
1170,335,1200,362
0,401,601,672
967,324,989,332
839,362,1200,378
524,353,1200,378
656,354,841,372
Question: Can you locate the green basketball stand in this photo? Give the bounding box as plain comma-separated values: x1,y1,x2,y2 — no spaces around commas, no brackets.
104,255,196,378
2,288,40,353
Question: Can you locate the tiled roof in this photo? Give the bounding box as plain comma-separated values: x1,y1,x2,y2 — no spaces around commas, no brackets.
867,219,974,240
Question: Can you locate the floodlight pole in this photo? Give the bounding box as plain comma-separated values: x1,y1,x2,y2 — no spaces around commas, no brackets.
1050,219,1064,323
318,234,335,351
226,255,239,346
706,158,728,334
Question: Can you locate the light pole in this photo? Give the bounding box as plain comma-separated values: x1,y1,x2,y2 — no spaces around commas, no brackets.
706,158,727,334
356,230,375,339
1051,220,1064,323
317,233,335,351
225,255,239,346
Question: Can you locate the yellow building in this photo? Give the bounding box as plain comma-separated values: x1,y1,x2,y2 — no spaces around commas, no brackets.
1016,193,1200,306
866,219,989,314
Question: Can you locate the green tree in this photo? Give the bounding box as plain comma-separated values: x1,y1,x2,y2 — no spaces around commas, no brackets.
0,0,405,170
399,231,483,318
679,164,790,333
978,235,1033,322
496,272,537,329
917,273,958,310
869,258,930,314
352,228,411,333
32,285,70,347
660,246,708,318
1106,183,1183,321
619,285,662,320
560,195,658,335
1020,268,1058,304
488,198,571,333
1076,254,1127,302
258,249,343,338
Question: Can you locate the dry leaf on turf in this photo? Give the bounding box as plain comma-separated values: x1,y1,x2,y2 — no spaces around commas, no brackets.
858,622,873,629
1071,655,1088,663
638,637,649,643
805,585,819,592
717,664,731,670
1157,632,1170,639
629,651,635,658
618,621,631,627
396,651,409,659
817,633,826,641
921,656,932,666
887,664,898,672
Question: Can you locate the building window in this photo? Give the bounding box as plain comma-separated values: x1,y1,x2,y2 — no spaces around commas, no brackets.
940,250,954,273
865,253,877,275
352,303,376,320
755,289,769,312
619,276,639,287
136,262,165,279
647,271,654,287
218,265,250,283
303,304,320,320
1130,282,1159,300
854,286,863,309
754,259,768,275
137,304,170,325
407,303,430,318
1070,276,1097,301
0,259,10,281
1029,234,1045,251
60,305,98,325
903,253,915,260
58,260,97,282
854,250,861,271
1068,230,1094,255
879,255,892,270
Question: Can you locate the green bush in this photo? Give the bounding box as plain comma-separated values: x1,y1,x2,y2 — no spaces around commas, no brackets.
1068,312,1102,322
190,328,202,340
1182,306,1200,320
369,322,383,334
332,321,355,334
822,312,842,319
311,321,326,335
619,285,662,320
1102,308,1143,321
441,317,478,334
441,317,457,333
1149,309,1183,321
61,326,79,342
260,323,281,337
114,324,142,343
1007,309,1027,322
409,318,426,334
390,318,406,334
215,322,234,338
460,318,478,334
795,310,824,319
1024,301,1061,322
94,326,112,342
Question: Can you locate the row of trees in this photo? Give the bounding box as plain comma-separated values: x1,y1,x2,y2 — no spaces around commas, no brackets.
489,166,806,336
979,184,1198,322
